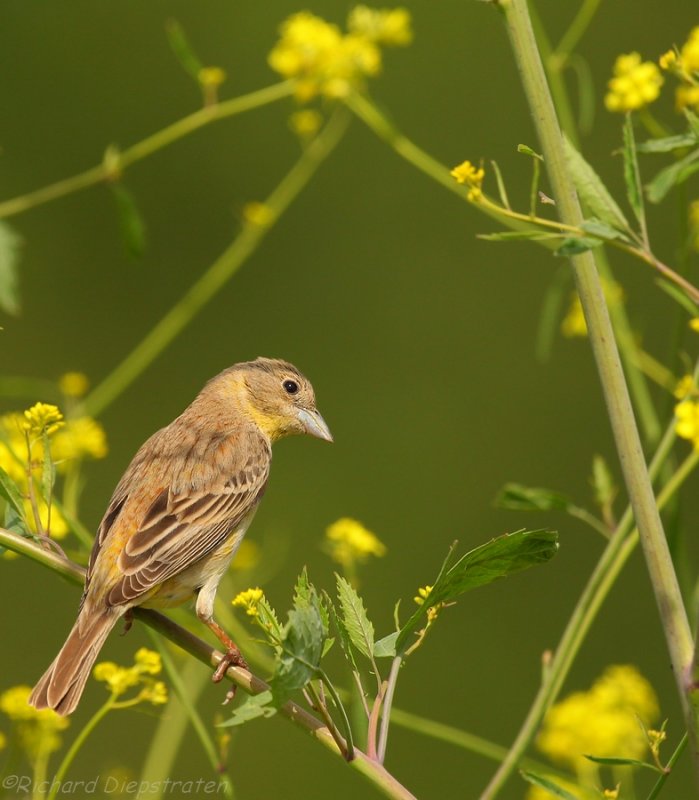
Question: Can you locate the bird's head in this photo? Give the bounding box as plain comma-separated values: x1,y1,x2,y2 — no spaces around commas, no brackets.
218,357,332,443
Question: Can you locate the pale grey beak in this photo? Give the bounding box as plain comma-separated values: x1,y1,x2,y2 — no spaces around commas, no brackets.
297,408,333,442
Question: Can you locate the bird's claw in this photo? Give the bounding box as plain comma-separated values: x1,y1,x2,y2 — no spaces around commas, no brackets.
213,647,248,703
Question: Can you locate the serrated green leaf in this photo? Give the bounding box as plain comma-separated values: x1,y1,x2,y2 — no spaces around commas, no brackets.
110,183,147,258
373,632,398,658
0,221,22,316
495,483,571,512
325,591,360,672
294,568,329,636
622,115,644,228
272,603,324,705
520,771,580,800
579,218,628,241
478,231,563,242
554,237,603,257
517,143,544,161
647,148,699,204
562,136,631,233
0,464,25,520
165,18,204,80
220,690,276,727
336,575,375,661
636,133,697,153
396,530,558,653
4,502,28,537
584,754,660,772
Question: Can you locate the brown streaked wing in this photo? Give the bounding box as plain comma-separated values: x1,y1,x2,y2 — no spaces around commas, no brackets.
105,464,268,608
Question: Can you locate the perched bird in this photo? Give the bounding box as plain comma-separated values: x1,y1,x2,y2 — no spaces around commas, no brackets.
30,357,332,715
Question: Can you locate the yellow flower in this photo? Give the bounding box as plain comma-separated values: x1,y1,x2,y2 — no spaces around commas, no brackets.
413,585,433,605
674,374,695,399
22,403,64,437
0,412,28,483
242,201,276,228
680,26,699,73
93,648,165,704
139,680,168,706
536,664,658,778
604,52,663,112
289,109,324,140
347,6,413,46
268,7,410,102
675,398,699,448
93,662,141,696
676,84,699,112
198,66,226,88
450,160,485,201
134,648,162,676
24,497,69,540
51,417,108,465
0,685,69,763
58,371,90,398
659,49,678,71
232,587,264,617
325,517,386,568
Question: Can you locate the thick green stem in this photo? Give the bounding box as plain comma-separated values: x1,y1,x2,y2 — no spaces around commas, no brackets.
84,107,349,417
480,2,699,796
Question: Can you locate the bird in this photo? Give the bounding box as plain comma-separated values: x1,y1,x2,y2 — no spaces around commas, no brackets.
29,357,332,715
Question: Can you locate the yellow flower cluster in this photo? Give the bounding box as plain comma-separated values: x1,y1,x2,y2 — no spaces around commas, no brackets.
325,517,386,569
232,587,264,617
268,6,412,102
450,160,485,202
604,52,663,112
661,27,699,111
675,397,699,448
93,648,168,706
23,403,64,437
0,684,69,763
536,664,658,776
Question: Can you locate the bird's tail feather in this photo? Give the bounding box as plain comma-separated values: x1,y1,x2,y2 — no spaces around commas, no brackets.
29,607,119,716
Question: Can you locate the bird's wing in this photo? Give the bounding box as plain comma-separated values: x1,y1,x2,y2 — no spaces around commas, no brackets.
83,428,269,608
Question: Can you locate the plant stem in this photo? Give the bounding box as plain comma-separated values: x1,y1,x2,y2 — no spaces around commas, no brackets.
47,697,115,800
84,107,349,417
482,3,699,796
0,82,295,220
377,656,402,763
647,734,688,800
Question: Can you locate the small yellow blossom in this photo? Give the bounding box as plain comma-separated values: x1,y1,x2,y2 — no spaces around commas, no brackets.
603,789,620,800
413,585,433,605
93,649,167,707
232,587,264,616
242,201,276,228
659,49,678,71
450,160,485,201
289,109,324,140
93,661,141,696
562,281,624,338
680,26,699,73
58,371,90,398
347,6,413,46
674,374,695,399
325,517,386,568
676,84,699,112
0,412,28,483
134,648,162,675
690,318,699,332
0,685,69,763
22,403,64,437
536,664,658,778
140,680,168,706
675,398,699,448
198,66,226,87
604,52,663,112
51,417,108,465
648,727,667,759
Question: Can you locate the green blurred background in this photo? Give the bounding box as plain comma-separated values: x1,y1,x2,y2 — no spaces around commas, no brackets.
1,1,698,797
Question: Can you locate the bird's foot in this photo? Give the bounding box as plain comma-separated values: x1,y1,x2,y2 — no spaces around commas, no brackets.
213,646,248,704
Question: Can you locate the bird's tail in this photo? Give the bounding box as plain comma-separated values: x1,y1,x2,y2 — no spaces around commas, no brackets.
29,606,120,716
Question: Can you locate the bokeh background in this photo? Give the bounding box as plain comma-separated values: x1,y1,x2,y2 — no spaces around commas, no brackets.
1,1,698,798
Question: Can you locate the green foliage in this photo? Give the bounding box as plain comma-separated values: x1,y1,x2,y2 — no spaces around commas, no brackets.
0,220,22,315
335,574,375,661
520,771,582,800
496,483,571,512
110,183,147,258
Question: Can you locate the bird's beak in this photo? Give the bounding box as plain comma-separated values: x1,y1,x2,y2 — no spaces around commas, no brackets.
297,408,333,442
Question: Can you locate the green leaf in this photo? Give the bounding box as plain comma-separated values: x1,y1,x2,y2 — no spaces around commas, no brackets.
636,133,697,153
325,591,360,673
336,575,375,661
647,148,699,204
40,430,56,507
110,183,147,258
489,159,511,209
0,221,22,316
656,278,699,317
478,231,563,242
220,691,276,727
373,632,398,658
622,115,644,227
0,464,25,521
272,602,325,705
520,771,580,800
584,754,661,772
4,501,28,537
562,136,631,233
395,530,558,653
554,237,603,256
686,109,699,138
294,568,329,635
579,218,628,242
495,483,570,512
591,455,616,511
517,143,544,161
165,18,204,80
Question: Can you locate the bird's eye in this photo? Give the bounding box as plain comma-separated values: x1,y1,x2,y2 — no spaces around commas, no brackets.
283,379,299,395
